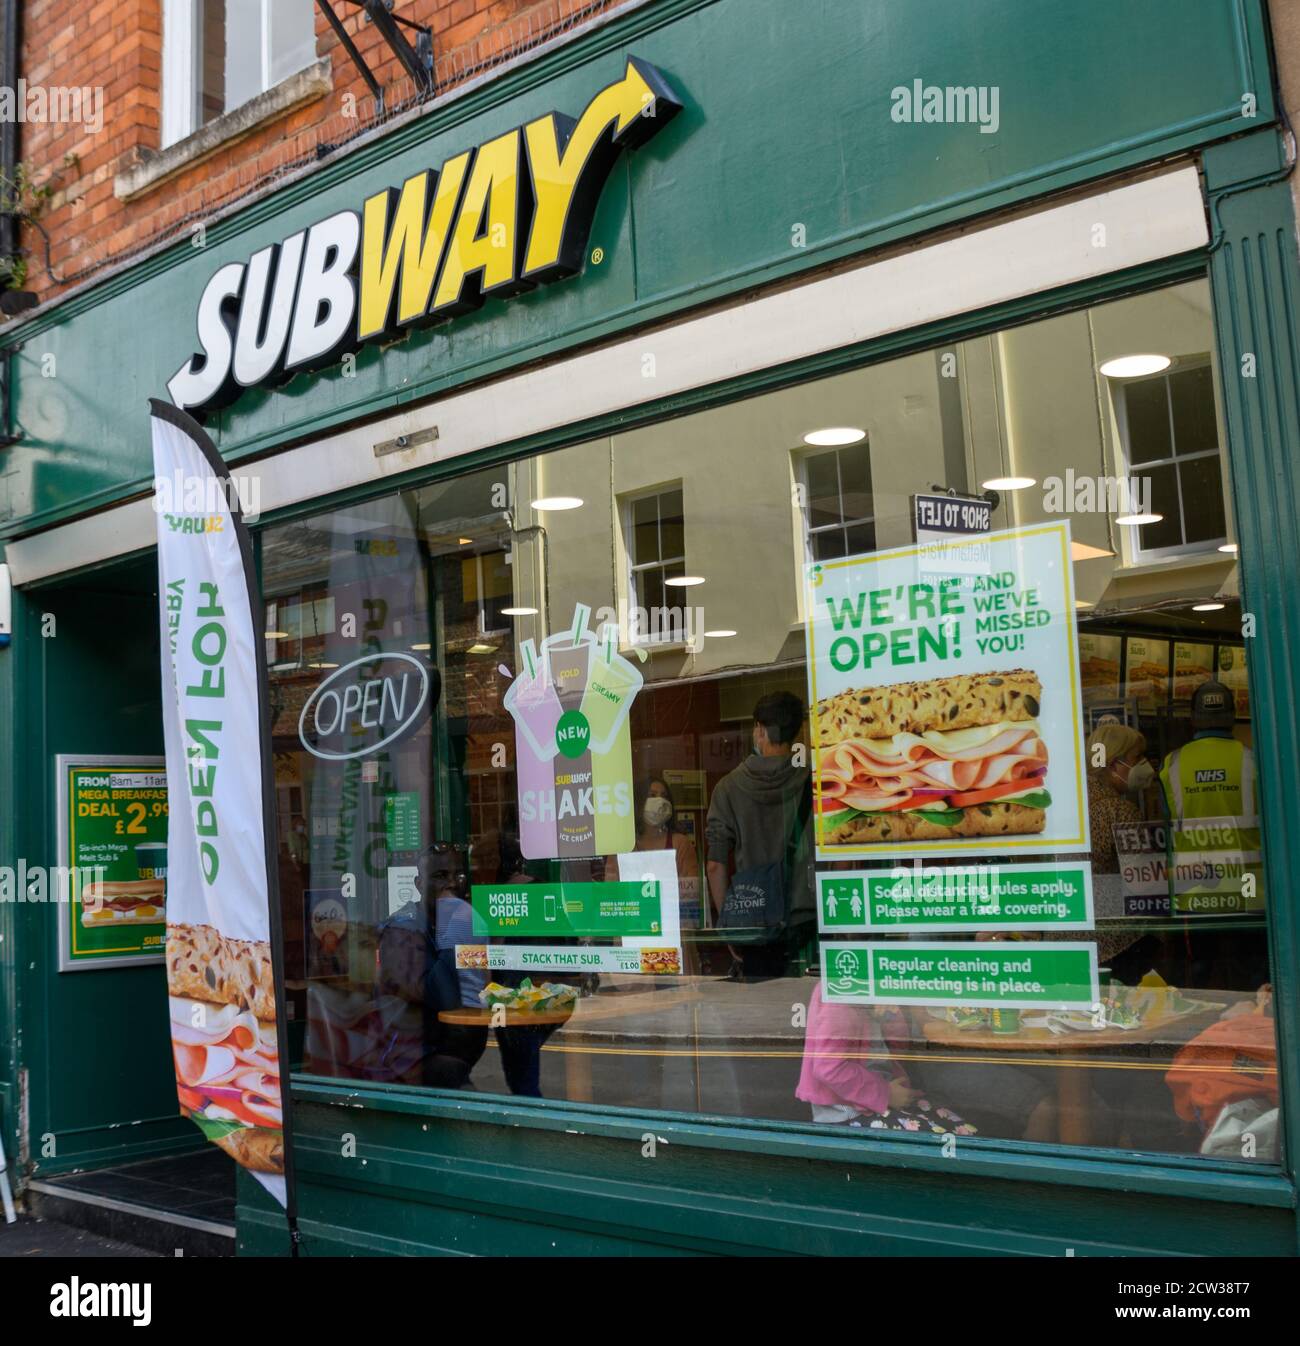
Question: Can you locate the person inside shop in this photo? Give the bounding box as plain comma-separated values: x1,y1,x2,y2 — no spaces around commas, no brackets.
706,692,813,981
1082,721,1166,984
375,842,488,1088
490,835,576,1097
605,774,701,970
1160,679,1268,990
797,982,976,1135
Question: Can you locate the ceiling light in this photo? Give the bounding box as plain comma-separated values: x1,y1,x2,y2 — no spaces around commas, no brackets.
664,575,705,587
1099,354,1171,378
1218,542,1239,554
411,642,431,651
803,427,866,446
531,496,583,511
1192,602,1225,612
1074,599,1094,609
1115,512,1162,526
309,661,338,670
458,537,473,546
468,642,497,655
1070,540,1113,561
704,628,737,637
501,606,539,616
264,630,289,639
981,475,1035,491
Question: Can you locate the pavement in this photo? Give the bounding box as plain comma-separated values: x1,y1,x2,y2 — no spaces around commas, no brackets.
0,1213,158,1258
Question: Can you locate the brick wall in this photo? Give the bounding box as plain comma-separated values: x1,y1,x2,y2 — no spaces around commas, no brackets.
10,0,628,307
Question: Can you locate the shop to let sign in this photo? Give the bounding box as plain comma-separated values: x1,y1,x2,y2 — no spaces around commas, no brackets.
55,755,169,971
470,881,662,938
821,941,1098,1008
818,862,1094,932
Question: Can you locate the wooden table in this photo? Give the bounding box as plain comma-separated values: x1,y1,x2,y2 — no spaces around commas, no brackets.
922,1004,1227,1145
439,988,703,1101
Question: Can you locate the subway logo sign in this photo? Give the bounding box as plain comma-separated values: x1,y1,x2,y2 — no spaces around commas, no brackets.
169,59,681,413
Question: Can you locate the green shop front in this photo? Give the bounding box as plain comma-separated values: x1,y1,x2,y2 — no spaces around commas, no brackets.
2,0,1298,1256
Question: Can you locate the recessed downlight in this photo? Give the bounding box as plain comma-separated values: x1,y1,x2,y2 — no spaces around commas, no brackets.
264,630,289,639
531,495,583,511
1192,602,1225,612
468,642,497,654
501,606,539,617
308,661,338,670
803,427,866,447
664,575,705,588
411,643,431,651
1115,512,1163,526
981,476,1035,491
1218,542,1239,554
1099,354,1171,378
704,628,737,638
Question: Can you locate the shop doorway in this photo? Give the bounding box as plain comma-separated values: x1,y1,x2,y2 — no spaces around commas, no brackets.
17,553,234,1253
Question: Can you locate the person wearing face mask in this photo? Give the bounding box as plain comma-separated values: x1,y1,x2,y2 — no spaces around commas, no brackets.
1086,722,1153,873
604,776,701,936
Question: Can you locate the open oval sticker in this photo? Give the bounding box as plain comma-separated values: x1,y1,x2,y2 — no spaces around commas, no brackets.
298,652,437,761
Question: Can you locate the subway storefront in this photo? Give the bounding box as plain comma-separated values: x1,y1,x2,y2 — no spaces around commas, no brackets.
2,0,1298,1256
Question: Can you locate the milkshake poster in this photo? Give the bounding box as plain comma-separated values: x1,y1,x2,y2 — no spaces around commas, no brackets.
505,604,643,859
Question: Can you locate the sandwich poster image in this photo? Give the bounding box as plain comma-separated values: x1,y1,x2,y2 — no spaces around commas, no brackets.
804,521,1088,859
505,602,643,859
1078,633,1121,702
152,403,290,1209
1125,636,1170,712
55,758,168,970
1173,641,1214,704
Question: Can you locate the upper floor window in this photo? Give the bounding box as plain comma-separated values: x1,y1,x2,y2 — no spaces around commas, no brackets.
1114,361,1227,561
624,486,688,644
163,0,317,147
801,440,875,562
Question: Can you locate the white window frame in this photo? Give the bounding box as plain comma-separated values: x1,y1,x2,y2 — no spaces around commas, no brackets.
1114,358,1228,564
798,440,876,566
161,0,316,149
622,485,688,647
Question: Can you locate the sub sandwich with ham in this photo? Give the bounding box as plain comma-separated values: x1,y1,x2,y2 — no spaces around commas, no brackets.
813,669,1050,844
167,922,283,1174
81,879,166,926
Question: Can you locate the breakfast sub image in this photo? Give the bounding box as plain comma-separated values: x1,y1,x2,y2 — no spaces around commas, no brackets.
814,669,1050,844
80,878,166,926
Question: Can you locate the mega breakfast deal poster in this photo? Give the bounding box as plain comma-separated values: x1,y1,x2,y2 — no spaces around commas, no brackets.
804,521,1088,860
505,603,643,859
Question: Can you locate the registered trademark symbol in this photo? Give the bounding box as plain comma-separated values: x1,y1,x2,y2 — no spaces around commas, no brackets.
590,246,605,265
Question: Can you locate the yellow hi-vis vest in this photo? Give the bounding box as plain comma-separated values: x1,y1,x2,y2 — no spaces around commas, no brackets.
1160,735,1257,822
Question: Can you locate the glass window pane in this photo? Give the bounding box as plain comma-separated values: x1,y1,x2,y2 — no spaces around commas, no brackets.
1170,364,1218,455
632,496,659,564
267,278,1281,1166
1136,462,1183,551
660,510,684,562
806,452,842,529
1125,376,1173,464
811,528,845,560
223,0,263,114
1180,456,1228,544
844,521,876,554
198,0,228,125
268,0,317,86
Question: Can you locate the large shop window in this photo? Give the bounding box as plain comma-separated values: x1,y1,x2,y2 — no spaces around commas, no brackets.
265,277,1281,1162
